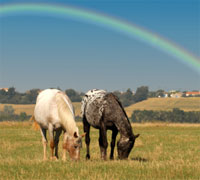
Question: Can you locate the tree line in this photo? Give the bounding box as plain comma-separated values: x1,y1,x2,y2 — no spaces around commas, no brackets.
113,86,148,107
1,86,199,108
131,108,200,123
0,86,149,106
0,88,83,104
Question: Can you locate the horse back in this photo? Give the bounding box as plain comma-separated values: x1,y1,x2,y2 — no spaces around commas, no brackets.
82,90,106,128
34,89,62,129
83,92,130,130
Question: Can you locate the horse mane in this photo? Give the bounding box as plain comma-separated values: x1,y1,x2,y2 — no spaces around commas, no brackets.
55,92,79,136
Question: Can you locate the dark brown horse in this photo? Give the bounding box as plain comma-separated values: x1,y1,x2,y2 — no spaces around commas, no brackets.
81,89,139,160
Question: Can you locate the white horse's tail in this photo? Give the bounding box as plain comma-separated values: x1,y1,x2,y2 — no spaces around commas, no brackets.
30,115,40,130
56,92,79,136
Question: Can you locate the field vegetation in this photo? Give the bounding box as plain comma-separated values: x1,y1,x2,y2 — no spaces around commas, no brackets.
0,102,81,117
125,97,200,117
1,97,199,118
0,122,199,179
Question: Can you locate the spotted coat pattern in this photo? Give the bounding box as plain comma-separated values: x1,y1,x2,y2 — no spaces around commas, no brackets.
81,89,107,128
82,89,140,160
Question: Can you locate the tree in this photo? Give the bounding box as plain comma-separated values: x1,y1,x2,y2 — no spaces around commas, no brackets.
114,89,135,107
4,105,15,115
0,89,7,96
121,89,135,107
112,91,121,98
133,86,149,103
7,87,16,98
19,112,28,121
156,89,165,97
65,89,82,102
25,89,40,104
148,91,156,98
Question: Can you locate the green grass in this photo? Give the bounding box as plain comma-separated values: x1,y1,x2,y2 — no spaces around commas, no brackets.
125,97,200,117
0,122,200,180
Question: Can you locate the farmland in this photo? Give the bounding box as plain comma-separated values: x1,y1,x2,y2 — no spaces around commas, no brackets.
0,97,199,118
125,97,200,117
0,102,81,117
0,122,199,179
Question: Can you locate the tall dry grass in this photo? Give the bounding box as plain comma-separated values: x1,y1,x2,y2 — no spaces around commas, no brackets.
125,97,200,117
0,102,81,117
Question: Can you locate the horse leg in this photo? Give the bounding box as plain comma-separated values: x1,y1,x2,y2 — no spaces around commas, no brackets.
99,121,108,160
110,127,118,160
48,124,56,160
62,131,68,161
40,128,47,160
83,115,91,159
54,128,62,159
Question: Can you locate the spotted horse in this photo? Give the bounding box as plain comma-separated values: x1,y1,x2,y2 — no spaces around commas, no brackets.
81,89,140,160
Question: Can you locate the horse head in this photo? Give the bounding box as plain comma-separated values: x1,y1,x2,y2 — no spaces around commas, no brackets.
117,134,140,159
63,132,86,160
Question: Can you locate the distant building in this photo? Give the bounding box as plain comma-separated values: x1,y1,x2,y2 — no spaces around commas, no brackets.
0,88,9,92
170,92,183,98
186,91,200,97
169,90,176,93
164,93,169,98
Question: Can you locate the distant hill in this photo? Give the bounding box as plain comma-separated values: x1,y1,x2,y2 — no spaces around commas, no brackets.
0,104,35,116
125,97,200,117
0,102,81,117
1,97,199,118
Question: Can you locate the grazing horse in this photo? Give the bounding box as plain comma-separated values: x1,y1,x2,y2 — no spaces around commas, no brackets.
33,89,85,161
81,89,140,160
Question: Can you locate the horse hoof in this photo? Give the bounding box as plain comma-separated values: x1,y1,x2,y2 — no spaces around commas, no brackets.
86,154,90,160
51,156,58,161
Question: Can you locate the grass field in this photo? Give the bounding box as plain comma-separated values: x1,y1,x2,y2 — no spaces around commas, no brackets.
125,97,200,117
1,97,200,118
0,122,200,180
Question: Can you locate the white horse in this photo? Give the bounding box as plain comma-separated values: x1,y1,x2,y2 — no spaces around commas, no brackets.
33,89,85,161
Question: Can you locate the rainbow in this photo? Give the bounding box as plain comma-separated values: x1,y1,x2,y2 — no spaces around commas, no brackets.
0,3,200,73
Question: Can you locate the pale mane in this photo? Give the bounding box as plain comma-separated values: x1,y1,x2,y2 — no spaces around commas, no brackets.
55,92,79,136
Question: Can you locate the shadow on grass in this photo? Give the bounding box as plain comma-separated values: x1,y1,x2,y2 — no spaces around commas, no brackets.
131,157,148,162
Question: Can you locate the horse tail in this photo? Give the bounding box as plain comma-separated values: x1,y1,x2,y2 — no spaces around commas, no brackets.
30,115,40,130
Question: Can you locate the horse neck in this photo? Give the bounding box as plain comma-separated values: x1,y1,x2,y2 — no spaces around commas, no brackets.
105,93,134,139
115,117,133,139
62,114,78,136
56,93,78,136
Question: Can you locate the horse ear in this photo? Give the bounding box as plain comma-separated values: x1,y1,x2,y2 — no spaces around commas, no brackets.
81,133,86,138
74,132,78,138
135,134,140,139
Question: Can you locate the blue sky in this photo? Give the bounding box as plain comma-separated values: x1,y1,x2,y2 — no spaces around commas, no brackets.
0,0,199,92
